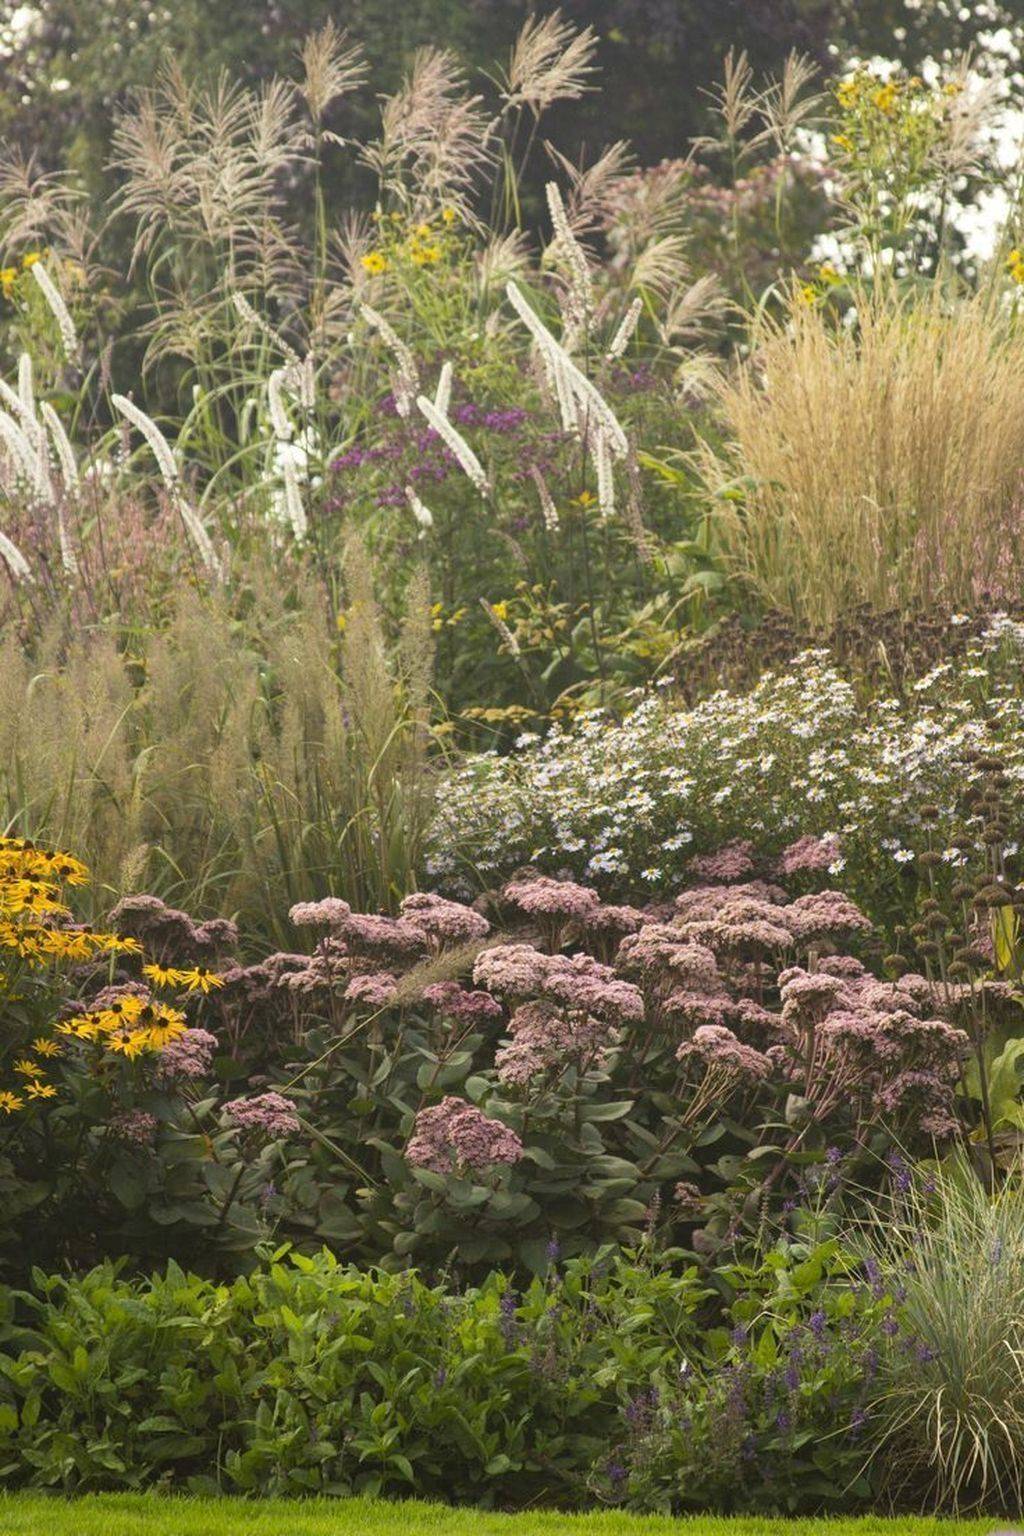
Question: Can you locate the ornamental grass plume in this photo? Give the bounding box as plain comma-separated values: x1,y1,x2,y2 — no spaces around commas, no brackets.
29,260,79,361
706,282,1024,628
860,1153,1024,1513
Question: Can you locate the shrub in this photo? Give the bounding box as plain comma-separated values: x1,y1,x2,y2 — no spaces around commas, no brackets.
0,1247,707,1504
0,837,310,1274
601,1235,888,1513
0,1240,895,1511
1,840,996,1277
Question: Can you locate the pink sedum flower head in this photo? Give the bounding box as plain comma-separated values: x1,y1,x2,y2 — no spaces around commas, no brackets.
406,1096,524,1175
400,891,490,945
224,1091,301,1138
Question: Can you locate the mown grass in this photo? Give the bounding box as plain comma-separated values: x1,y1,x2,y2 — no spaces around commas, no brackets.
0,1495,1002,1536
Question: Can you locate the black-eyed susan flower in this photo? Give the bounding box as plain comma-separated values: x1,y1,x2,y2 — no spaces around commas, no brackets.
24,1081,56,1100
142,962,189,989
0,1091,24,1113
178,966,225,994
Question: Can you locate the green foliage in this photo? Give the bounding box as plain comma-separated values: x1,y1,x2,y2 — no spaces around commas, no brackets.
602,1237,888,1513
0,1246,707,1503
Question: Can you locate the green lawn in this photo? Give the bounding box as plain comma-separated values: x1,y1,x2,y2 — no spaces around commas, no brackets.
0,1496,1004,1536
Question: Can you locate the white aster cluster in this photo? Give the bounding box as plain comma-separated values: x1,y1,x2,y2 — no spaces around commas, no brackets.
429,628,1024,902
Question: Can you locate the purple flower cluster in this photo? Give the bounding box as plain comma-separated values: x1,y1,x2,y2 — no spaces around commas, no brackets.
689,840,757,883
405,1096,524,1174
108,1109,159,1146
422,980,504,1024
777,834,841,876
108,894,238,964
400,891,491,946
156,1027,218,1081
224,1092,301,1138
495,998,616,1085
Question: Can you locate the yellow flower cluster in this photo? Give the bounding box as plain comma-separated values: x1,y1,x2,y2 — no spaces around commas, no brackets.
830,67,952,177
0,837,138,963
430,601,468,632
0,839,224,1117
361,209,458,276
1,249,85,303
1006,248,1024,286
1,250,44,299
797,262,846,307
143,961,225,994
56,992,188,1056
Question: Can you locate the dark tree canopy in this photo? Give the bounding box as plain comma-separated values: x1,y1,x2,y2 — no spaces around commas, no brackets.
0,0,1014,200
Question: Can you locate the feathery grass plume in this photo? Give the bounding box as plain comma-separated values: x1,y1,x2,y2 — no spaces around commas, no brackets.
360,304,419,418
297,353,316,411
433,360,453,417
860,1152,1024,1512
0,150,87,252
696,47,763,156
505,280,628,458
29,261,79,362
498,10,598,118
415,394,489,495
280,453,308,540
363,48,490,215
39,403,81,574
629,235,691,301
0,410,37,483
405,485,434,532
547,140,635,240
607,296,643,360
299,20,368,125
111,394,223,578
529,464,559,531
929,59,1002,180
660,274,729,343
0,529,32,583
475,230,532,297
544,181,592,349
17,351,33,419
52,499,78,577
14,353,51,499
760,51,822,156
705,281,1024,627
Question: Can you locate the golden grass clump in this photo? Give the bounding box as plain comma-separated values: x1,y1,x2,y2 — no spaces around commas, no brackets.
706,284,1024,629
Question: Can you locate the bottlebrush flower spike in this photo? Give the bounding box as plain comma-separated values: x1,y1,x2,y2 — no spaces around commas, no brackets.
30,262,79,363
416,394,489,495
112,394,223,579
0,529,32,583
